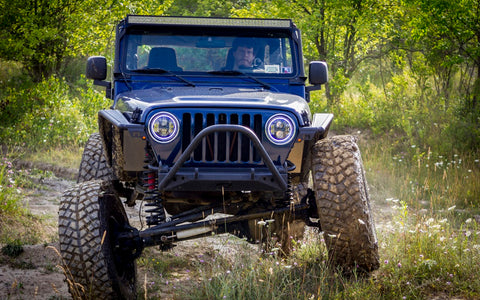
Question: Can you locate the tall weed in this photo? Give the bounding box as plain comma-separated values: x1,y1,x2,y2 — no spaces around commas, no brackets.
361,139,480,210
0,158,23,215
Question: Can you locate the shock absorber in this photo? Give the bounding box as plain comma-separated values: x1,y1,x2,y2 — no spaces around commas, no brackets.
143,147,167,226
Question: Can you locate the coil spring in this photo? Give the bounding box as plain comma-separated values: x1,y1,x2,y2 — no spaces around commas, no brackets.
143,147,166,226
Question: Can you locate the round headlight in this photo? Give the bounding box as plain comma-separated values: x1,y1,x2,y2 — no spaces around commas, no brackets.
265,114,296,145
148,112,179,143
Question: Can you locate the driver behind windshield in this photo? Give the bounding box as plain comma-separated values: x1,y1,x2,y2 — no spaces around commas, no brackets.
225,38,257,70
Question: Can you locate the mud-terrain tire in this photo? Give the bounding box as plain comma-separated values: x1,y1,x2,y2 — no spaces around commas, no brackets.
77,133,112,183
58,180,137,299
311,135,379,272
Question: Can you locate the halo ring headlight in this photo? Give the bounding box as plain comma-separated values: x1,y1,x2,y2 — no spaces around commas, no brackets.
148,112,179,143
265,114,296,145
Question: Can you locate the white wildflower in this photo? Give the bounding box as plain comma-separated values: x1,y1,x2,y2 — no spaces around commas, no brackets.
257,221,266,226
447,205,456,211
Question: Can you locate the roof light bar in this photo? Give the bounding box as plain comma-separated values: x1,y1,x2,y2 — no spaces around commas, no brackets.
126,15,292,29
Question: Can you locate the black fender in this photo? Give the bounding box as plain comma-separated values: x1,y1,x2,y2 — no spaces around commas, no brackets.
288,113,333,182
98,110,146,180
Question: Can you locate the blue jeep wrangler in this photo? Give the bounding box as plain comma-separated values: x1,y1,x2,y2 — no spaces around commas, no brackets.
58,15,379,299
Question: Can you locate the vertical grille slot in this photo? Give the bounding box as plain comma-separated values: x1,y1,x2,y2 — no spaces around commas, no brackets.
182,113,191,153
218,113,227,162
182,112,263,164
193,113,203,161
241,114,250,162
253,114,262,162
206,113,215,161
229,114,239,161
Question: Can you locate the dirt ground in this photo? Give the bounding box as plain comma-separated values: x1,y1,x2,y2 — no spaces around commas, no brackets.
0,164,265,299
0,167,74,299
0,162,394,300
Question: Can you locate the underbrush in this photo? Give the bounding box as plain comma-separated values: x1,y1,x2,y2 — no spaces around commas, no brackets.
137,138,479,299
0,74,110,150
310,69,480,156
139,210,480,299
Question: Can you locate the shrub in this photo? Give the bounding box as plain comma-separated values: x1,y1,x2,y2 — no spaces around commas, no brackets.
0,75,110,150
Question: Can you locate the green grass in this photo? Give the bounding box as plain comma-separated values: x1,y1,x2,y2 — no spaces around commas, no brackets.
361,137,480,212
22,145,83,171
136,137,480,300
136,210,479,299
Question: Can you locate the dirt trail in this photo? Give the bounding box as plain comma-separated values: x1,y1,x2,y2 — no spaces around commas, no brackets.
0,162,393,299
0,165,262,299
0,169,73,299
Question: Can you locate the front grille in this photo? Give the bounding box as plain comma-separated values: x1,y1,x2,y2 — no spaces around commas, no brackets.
181,112,263,163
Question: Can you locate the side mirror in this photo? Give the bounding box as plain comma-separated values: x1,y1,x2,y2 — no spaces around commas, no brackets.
305,61,328,100
86,56,107,80
309,61,328,85
86,56,111,98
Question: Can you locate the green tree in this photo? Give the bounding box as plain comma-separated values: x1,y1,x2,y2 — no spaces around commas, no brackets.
0,0,171,81
232,0,393,105
0,0,87,81
161,0,242,16
407,0,480,109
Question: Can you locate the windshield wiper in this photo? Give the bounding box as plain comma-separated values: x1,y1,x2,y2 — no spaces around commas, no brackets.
208,70,274,91
132,68,195,87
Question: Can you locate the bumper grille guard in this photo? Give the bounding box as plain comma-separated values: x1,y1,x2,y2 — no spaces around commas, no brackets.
158,124,288,191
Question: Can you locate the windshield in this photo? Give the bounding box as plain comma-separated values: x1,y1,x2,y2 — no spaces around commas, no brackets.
124,32,295,75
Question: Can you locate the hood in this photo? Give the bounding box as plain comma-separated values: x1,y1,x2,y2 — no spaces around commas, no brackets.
115,86,312,125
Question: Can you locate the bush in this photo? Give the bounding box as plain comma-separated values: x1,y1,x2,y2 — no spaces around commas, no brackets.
310,70,479,157
0,75,110,150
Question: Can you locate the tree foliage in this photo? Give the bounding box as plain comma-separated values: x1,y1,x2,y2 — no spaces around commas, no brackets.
0,0,85,81
0,0,478,152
